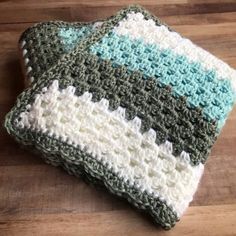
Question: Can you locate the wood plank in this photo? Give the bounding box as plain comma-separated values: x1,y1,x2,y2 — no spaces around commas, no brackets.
0,205,235,236
0,2,236,23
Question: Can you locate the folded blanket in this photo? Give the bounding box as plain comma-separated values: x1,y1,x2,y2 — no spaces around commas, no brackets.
5,5,236,229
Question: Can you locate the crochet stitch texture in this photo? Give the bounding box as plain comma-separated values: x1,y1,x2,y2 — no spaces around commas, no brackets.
5,5,236,229
19,21,102,84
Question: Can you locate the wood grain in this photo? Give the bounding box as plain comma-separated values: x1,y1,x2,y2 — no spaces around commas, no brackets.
0,1,236,235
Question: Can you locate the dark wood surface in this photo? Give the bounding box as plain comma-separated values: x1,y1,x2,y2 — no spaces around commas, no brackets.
0,1,236,235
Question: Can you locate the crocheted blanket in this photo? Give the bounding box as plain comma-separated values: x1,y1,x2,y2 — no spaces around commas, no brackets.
5,5,236,229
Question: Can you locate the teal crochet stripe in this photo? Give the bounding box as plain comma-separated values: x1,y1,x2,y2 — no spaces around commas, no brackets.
89,32,236,129
58,26,94,51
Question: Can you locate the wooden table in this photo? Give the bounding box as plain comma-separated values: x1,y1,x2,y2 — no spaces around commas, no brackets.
0,1,236,235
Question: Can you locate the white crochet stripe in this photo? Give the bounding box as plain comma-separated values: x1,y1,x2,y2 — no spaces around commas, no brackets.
16,80,204,217
113,12,236,91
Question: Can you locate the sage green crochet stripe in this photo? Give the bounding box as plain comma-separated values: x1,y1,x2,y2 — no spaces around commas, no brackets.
20,21,93,80
4,114,178,230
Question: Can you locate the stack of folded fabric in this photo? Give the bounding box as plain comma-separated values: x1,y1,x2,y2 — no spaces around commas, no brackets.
4,5,236,229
